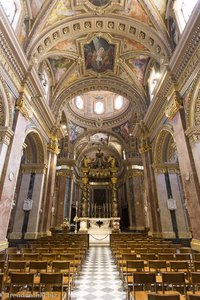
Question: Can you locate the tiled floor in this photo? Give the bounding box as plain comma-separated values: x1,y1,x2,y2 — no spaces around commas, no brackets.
71,246,126,300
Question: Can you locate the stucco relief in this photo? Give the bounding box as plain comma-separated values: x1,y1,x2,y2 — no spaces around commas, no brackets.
0,95,5,126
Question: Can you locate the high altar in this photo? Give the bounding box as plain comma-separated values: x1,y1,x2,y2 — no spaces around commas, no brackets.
78,149,120,243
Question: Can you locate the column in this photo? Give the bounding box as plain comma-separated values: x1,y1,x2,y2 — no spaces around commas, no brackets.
9,172,31,239
0,127,13,180
79,170,89,232
39,136,59,236
165,91,200,250
111,175,120,233
25,167,46,239
140,138,162,237
127,171,145,231
0,93,31,250
55,171,72,227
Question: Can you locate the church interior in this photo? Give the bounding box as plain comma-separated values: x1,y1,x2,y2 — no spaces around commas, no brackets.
0,0,200,299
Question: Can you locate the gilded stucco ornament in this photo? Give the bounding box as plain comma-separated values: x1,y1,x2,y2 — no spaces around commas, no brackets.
165,91,183,120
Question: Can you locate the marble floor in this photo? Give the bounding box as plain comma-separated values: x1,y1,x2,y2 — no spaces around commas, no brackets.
71,246,126,300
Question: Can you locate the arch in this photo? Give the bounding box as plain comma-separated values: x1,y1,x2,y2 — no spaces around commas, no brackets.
186,71,200,128
51,76,147,119
0,75,13,127
23,128,47,165
153,125,175,165
26,15,171,63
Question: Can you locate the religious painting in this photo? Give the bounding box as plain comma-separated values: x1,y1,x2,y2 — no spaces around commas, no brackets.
128,56,150,85
88,0,110,6
68,121,85,142
113,122,130,143
51,40,77,52
84,37,115,73
48,56,71,83
90,133,108,145
127,0,151,25
123,39,147,52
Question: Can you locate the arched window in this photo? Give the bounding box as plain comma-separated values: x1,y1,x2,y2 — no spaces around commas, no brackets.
173,0,198,33
0,0,21,29
75,96,84,110
114,95,124,110
148,66,160,101
94,101,104,114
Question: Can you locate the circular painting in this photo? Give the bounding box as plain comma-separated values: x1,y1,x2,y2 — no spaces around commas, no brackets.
89,0,110,7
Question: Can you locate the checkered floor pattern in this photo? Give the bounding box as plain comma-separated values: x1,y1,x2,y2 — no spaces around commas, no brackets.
71,246,126,300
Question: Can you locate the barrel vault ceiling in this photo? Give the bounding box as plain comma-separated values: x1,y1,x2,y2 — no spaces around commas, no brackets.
24,0,172,166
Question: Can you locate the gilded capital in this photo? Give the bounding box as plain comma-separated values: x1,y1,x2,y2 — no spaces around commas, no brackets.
165,91,182,120
139,139,151,154
15,92,33,119
47,138,60,155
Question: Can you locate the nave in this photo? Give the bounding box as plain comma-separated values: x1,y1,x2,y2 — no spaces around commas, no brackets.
71,246,126,300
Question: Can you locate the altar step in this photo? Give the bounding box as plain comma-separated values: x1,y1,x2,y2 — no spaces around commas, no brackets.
89,233,110,246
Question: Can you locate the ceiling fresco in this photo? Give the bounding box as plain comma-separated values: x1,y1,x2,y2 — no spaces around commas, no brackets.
22,0,171,161
84,37,115,73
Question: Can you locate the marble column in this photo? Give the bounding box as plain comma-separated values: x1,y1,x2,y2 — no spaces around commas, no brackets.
39,137,59,236
128,172,145,231
0,127,13,180
25,170,46,239
0,104,30,250
55,172,72,227
140,140,162,237
165,91,200,250
9,172,31,239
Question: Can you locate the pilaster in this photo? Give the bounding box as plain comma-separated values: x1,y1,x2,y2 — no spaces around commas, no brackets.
165,90,200,246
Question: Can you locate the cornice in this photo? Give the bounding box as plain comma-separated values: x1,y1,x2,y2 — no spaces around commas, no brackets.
21,163,47,174
0,9,58,136
142,7,200,139
152,163,179,174
169,2,200,83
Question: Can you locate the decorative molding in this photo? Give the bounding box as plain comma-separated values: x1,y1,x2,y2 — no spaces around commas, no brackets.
185,125,200,144
27,15,170,63
15,92,33,119
47,137,60,155
56,169,73,177
0,126,14,146
52,76,147,119
21,163,47,174
139,139,151,154
152,163,179,174
164,91,183,120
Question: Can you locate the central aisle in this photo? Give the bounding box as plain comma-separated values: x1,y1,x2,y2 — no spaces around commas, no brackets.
71,246,126,300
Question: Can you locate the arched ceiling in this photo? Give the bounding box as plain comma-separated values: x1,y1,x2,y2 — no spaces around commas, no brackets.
25,0,172,167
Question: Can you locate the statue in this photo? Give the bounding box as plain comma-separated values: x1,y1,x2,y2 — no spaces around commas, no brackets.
82,155,91,168
108,155,116,168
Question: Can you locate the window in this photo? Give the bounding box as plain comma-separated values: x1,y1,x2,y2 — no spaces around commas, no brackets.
114,95,124,110
148,66,160,101
94,101,104,114
173,0,198,32
0,0,21,29
75,96,84,110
